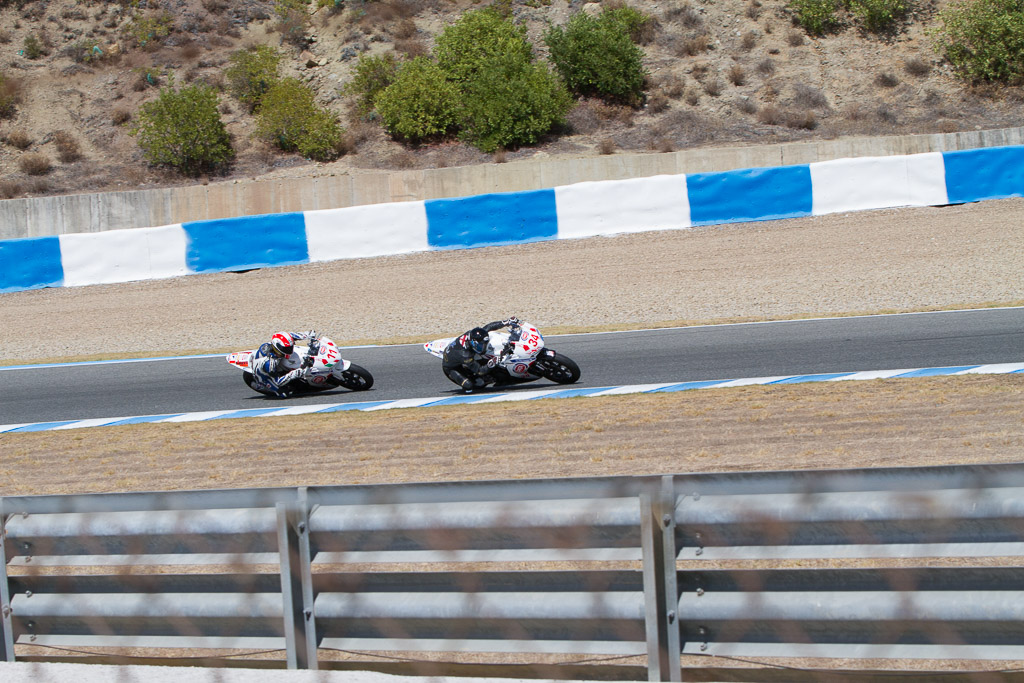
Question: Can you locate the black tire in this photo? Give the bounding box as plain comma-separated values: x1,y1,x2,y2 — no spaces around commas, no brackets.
535,352,581,384
333,363,374,391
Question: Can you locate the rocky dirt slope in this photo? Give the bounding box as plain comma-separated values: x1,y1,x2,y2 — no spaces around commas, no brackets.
1,0,1022,199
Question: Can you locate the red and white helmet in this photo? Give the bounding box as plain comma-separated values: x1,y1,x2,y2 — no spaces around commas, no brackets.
269,332,294,357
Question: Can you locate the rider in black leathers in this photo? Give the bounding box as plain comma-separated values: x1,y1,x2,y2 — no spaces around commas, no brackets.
443,317,520,392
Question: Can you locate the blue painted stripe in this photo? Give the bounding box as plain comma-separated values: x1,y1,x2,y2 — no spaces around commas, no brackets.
895,366,979,378
313,401,393,413
771,372,857,384
944,146,1024,204
183,213,309,274
687,164,813,226
106,414,184,426
0,235,64,293
650,380,733,392
425,188,558,249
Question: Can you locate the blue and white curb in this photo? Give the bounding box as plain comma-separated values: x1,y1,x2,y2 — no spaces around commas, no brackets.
3,145,1024,293
2,362,1020,434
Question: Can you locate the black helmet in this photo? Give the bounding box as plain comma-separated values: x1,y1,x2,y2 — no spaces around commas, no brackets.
467,327,489,354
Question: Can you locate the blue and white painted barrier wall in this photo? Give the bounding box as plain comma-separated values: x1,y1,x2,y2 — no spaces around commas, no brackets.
2,145,1023,294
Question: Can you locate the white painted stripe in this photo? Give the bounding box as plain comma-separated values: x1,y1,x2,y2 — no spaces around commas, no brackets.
265,404,344,416
810,153,947,216
362,397,447,411
555,174,690,240
305,201,429,262
715,376,792,388
52,417,132,430
830,369,915,381
589,383,679,396
474,389,567,403
159,410,238,423
956,362,1024,374
59,223,188,287
0,423,33,433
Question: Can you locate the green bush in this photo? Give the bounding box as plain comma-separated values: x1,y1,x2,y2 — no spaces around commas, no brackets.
459,57,572,152
124,11,174,48
544,11,646,106
931,0,1024,83
375,57,460,142
256,77,345,161
850,0,908,32
602,4,655,43
22,34,45,60
225,45,282,111
133,82,234,176
788,0,840,35
343,52,399,116
434,8,533,84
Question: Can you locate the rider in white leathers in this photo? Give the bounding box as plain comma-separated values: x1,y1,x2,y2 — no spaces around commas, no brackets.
247,330,317,397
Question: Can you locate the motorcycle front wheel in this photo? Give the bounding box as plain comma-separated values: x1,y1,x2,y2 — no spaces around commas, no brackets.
535,352,581,384
330,363,374,391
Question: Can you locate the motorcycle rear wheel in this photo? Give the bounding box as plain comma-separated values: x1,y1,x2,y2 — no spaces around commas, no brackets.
331,363,374,391
536,352,581,384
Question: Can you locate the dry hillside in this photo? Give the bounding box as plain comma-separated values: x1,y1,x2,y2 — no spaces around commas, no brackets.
0,0,1022,200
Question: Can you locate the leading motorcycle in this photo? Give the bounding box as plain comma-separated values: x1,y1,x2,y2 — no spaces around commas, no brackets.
424,321,580,389
227,335,373,397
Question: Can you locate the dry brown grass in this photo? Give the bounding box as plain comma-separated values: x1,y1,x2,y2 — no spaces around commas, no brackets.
2,375,1020,497
18,152,52,175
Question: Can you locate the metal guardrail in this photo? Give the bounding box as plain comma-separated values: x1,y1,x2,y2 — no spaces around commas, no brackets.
3,464,1024,680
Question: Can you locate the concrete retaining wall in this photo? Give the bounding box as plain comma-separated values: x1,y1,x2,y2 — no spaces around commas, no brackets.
2,126,1023,240
4,144,1023,294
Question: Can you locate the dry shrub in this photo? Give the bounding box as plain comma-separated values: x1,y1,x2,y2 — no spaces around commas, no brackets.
492,148,507,163
395,38,427,57
0,180,22,199
703,78,723,96
904,57,931,77
756,58,776,76
937,119,959,133
757,103,783,124
728,64,746,86
24,177,49,194
843,102,870,121
647,90,670,113
690,62,711,81
784,109,816,129
597,137,617,155
0,29,11,44
7,129,32,149
746,1,762,20
389,149,417,169
0,73,24,118
667,3,704,29
741,30,757,50
875,71,899,88
793,83,829,109
787,30,805,46
19,153,52,175
876,103,897,124
392,18,417,40
736,97,758,114
650,136,674,153
684,87,700,106
53,131,83,162
180,43,202,61
112,108,131,125
661,74,685,99
677,33,711,57
202,0,230,13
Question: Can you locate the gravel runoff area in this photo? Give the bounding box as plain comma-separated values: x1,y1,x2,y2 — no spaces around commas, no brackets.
2,198,1023,364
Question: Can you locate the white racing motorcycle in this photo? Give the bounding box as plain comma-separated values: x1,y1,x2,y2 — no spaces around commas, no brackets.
227,336,373,397
424,322,581,389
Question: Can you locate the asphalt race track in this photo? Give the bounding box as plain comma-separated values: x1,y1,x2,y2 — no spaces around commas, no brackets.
2,308,1022,425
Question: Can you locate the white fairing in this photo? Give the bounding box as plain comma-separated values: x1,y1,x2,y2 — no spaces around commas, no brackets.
423,322,545,379
227,336,351,389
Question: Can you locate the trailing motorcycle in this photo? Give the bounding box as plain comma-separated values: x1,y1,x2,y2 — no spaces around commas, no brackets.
227,335,373,396
424,321,580,389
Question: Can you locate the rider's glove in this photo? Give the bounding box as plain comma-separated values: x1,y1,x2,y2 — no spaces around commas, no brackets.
502,316,520,327
305,329,318,340
486,357,497,369
301,354,315,369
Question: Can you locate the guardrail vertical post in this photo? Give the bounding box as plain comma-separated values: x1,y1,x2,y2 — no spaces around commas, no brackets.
0,499,15,662
277,488,317,670
640,476,681,682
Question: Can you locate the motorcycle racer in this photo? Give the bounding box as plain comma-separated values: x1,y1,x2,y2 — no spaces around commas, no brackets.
245,330,318,397
442,317,521,392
